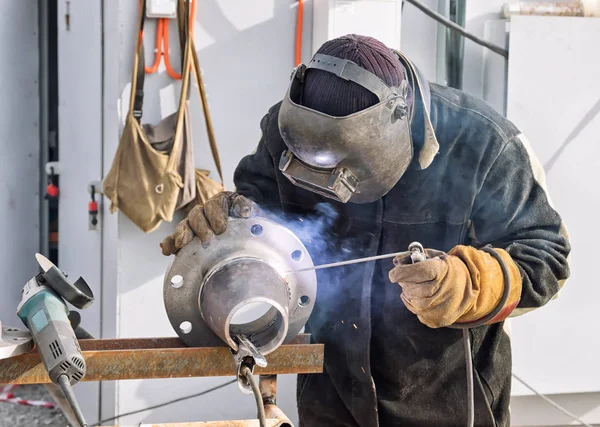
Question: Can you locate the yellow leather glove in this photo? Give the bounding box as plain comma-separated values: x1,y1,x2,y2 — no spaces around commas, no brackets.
388,245,522,328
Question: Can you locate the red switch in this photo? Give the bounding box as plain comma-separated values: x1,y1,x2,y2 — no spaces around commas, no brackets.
45,166,59,200
89,187,99,227
46,183,59,198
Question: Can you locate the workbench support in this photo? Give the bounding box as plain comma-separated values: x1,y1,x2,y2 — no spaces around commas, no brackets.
0,336,323,385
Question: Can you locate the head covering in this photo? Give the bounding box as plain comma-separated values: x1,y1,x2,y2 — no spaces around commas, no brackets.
302,34,410,117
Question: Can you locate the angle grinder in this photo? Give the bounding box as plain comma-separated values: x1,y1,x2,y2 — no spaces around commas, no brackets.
17,254,94,427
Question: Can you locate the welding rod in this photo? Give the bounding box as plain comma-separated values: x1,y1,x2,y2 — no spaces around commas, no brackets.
288,251,411,274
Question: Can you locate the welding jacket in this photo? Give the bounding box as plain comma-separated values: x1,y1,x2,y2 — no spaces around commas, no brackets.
232,72,570,427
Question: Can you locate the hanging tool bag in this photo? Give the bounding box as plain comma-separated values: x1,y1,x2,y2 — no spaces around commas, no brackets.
103,0,224,233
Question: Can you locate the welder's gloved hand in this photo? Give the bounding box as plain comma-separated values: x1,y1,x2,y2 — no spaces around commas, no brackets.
388,245,523,328
160,192,260,256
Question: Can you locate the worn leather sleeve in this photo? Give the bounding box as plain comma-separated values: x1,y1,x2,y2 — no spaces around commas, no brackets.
450,245,522,324
233,106,282,211
468,135,571,317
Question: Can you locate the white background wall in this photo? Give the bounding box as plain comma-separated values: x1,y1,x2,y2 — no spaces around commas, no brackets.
48,1,600,426
506,15,600,426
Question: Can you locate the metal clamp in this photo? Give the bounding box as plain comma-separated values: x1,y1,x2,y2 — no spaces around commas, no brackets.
232,334,268,394
240,365,267,427
408,241,426,263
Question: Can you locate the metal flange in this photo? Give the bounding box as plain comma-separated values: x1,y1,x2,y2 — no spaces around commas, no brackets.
163,217,317,356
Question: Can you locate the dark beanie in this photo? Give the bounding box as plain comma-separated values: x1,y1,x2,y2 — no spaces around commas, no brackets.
302,34,409,117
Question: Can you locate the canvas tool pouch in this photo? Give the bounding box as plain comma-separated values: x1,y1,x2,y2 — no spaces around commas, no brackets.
103,0,197,232
143,104,195,210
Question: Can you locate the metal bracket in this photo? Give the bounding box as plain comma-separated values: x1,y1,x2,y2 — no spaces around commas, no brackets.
45,161,60,176
87,181,102,195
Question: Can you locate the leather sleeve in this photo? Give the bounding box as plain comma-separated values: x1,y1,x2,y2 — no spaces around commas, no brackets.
467,134,571,318
233,108,282,212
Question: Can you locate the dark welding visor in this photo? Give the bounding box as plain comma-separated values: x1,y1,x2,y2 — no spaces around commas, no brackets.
278,53,413,204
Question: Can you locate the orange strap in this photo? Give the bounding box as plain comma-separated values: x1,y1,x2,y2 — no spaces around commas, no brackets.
295,0,304,66
141,0,197,79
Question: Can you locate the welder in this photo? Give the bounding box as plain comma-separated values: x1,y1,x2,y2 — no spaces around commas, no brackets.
160,35,570,427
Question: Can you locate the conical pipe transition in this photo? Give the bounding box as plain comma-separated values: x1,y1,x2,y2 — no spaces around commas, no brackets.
200,257,290,355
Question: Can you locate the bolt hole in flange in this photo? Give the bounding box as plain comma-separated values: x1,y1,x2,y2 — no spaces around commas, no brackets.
171,275,184,288
299,295,310,307
180,321,192,334
291,250,303,262
250,224,263,236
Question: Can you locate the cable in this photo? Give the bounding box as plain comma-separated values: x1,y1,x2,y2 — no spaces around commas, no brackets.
402,0,509,58
58,375,88,427
512,374,594,427
407,247,474,427
91,379,236,426
446,246,512,427
242,366,267,427
410,245,510,427
462,330,474,427
447,248,592,427
141,0,198,79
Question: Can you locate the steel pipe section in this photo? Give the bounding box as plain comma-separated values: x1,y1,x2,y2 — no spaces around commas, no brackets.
163,218,317,355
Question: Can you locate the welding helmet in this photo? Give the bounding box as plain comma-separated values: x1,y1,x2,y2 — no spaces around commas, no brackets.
278,52,415,204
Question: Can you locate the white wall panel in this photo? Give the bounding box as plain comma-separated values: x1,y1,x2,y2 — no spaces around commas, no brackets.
57,0,103,421
506,16,600,398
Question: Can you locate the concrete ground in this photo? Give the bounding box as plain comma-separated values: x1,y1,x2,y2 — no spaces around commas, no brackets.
0,385,68,427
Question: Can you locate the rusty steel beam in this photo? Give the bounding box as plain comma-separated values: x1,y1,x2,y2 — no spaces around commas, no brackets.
75,334,311,351
0,336,323,385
